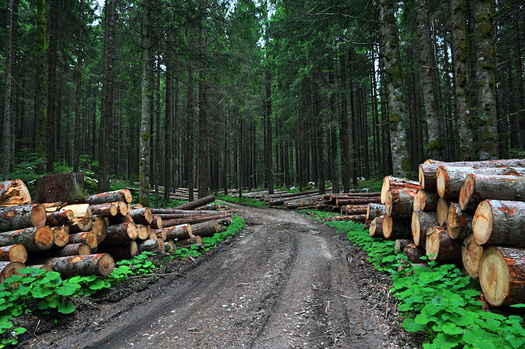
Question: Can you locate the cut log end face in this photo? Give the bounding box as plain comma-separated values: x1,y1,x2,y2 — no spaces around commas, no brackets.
411,211,421,246
436,167,448,198
479,247,510,306
462,235,483,279
35,226,54,250
459,174,475,210
418,166,426,190
472,200,494,245
425,226,441,260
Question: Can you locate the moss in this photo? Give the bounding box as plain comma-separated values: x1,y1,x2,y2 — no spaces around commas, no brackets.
141,130,150,142
401,157,412,174
427,138,444,152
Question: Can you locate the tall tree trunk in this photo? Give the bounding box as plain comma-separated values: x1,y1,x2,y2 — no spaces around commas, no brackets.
265,68,274,194
35,0,47,164
198,0,209,199
154,55,161,207
329,69,340,193
139,0,152,206
415,0,443,160
164,38,173,201
340,54,350,192
513,14,525,150
99,0,116,191
3,0,18,180
46,0,58,172
379,0,411,177
472,0,498,160
187,28,195,202
450,0,474,160
73,0,84,173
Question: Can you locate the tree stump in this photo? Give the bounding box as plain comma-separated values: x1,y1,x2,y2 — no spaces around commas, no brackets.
33,173,85,203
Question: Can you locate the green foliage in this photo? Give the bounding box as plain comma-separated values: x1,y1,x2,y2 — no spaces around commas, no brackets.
305,210,525,349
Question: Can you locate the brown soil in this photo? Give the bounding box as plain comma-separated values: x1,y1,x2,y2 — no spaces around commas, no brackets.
17,203,423,348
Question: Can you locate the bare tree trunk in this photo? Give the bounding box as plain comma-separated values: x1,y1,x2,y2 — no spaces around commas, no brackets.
73,0,84,173
99,0,116,191
35,0,47,164
139,0,152,206
45,0,58,172
472,0,498,160
340,54,350,192
2,0,18,180
415,0,443,160
379,0,411,177
197,0,209,199
450,0,475,160
164,37,173,201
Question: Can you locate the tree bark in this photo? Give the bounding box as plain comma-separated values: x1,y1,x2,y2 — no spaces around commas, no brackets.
385,189,416,219
366,203,386,220
103,222,138,245
129,207,153,225
164,223,193,241
413,189,439,211
45,0,58,172
411,210,438,247
34,173,85,203
0,244,27,263
197,0,209,199
459,173,525,210
191,220,219,237
46,210,74,226
174,195,215,210
369,217,384,238
479,246,525,306
323,215,367,223
89,203,118,217
35,0,47,163
85,189,133,205
382,215,411,240
447,203,472,240
381,176,421,204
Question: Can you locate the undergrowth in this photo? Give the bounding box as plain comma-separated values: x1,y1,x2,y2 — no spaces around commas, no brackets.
0,215,244,347
302,210,525,349
215,193,268,207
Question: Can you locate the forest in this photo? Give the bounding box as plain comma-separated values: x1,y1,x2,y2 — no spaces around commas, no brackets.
1,0,524,206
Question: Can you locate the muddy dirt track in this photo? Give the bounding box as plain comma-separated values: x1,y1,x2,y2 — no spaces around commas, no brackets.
22,204,420,348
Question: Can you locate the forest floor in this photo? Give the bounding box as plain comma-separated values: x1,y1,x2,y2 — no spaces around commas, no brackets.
18,203,424,349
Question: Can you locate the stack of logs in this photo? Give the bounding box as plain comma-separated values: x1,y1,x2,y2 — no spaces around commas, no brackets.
368,158,525,307
0,179,232,283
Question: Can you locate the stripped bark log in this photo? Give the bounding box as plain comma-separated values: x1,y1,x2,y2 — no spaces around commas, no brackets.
472,200,525,246
479,246,525,306
0,179,31,206
0,204,47,231
336,197,381,206
340,204,368,215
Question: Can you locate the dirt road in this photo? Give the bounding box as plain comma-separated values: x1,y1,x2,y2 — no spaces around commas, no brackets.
23,204,417,348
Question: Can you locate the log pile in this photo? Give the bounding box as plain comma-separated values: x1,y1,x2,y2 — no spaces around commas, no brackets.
367,158,525,307
0,178,234,283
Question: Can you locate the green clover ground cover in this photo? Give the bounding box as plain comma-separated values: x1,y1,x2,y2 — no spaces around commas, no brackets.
302,210,525,349
0,214,244,347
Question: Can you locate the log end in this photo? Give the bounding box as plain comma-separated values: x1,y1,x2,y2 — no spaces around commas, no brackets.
479,247,509,306
461,235,483,279
436,198,449,226
35,226,55,250
459,174,475,211
97,253,115,277
382,215,393,239
425,226,441,260
411,211,421,246
472,200,493,245
31,204,47,227
9,244,28,264
436,167,447,198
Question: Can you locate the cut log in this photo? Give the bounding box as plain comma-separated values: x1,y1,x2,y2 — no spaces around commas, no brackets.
394,239,412,253
381,176,421,204
161,213,232,228
129,207,153,225
472,200,525,246
46,210,74,226
411,210,439,247
52,226,70,247
0,204,47,231
107,241,139,260
153,229,167,241
138,238,164,254
382,215,412,240
33,173,85,203
366,203,386,220
385,189,417,219
363,219,372,231
323,214,367,223
91,217,107,241
164,223,193,241
63,204,93,233
42,243,92,257
217,217,232,226
462,234,484,279
149,208,225,215
151,216,163,230
117,202,130,216
0,244,27,263
191,220,219,237
336,198,381,206
459,173,525,210
103,222,138,245
425,226,462,263
419,159,525,191
340,204,368,215
46,254,114,277
85,189,133,205
69,231,98,249
174,195,215,210
0,179,31,206
89,202,118,217
0,261,24,283
137,224,149,240
0,226,54,251
369,217,384,238
177,235,203,248
403,243,427,263
436,197,449,226
479,246,525,306
284,195,323,209
413,189,439,211
447,203,472,240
